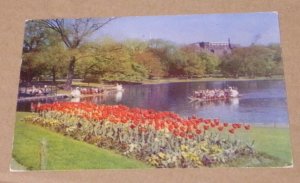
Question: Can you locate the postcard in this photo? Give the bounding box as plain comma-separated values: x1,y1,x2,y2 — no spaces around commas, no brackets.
11,12,292,170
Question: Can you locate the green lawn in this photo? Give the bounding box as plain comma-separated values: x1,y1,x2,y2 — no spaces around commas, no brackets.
233,127,292,166
248,127,292,163
207,125,293,167
12,112,151,170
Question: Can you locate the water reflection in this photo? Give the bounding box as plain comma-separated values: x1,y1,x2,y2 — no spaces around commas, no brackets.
230,98,239,106
189,97,239,110
115,91,123,103
70,97,80,103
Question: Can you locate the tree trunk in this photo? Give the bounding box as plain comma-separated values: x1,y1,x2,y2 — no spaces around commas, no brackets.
64,56,76,90
52,67,56,84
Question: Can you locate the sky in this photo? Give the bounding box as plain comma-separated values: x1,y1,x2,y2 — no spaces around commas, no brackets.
91,12,280,46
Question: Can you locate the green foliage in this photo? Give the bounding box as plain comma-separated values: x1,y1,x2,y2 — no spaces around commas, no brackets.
76,41,149,82
181,51,206,77
21,53,48,82
220,45,283,78
200,53,220,74
21,21,55,82
134,50,165,78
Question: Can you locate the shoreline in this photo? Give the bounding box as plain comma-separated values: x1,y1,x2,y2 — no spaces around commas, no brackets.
44,76,284,88
139,76,284,85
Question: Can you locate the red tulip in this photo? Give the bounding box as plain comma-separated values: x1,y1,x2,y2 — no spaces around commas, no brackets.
196,129,202,135
203,125,209,130
229,128,235,134
244,125,251,130
217,126,224,131
179,132,185,138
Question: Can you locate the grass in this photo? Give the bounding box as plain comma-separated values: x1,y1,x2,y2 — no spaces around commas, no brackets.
12,112,151,170
226,126,293,167
206,125,292,167
247,127,292,164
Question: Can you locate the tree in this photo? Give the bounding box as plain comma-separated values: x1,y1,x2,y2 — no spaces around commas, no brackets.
200,53,220,74
76,41,148,83
220,45,282,78
40,18,115,90
98,43,148,82
134,50,165,78
34,43,68,83
21,53,47,82
181,51,206,78
23,20,48,53
21,20,51,82
123,39,148,54
147,39,178,74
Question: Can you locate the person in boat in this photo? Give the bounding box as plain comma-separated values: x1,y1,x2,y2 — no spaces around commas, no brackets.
199,91,203,98
208,90,215,100
224,88,230,98
194,90,204,99
43,85,49,96
38,88,43,95
193,91,199,97
30,85,38,96
217,89,225,98
191,88,233,101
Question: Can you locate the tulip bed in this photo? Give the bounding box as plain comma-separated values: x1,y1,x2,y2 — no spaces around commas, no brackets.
25,102,254,168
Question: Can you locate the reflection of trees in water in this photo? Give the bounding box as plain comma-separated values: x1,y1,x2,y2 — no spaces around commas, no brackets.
226,80,284,92
79,91,125,104
80,95,106,104
125,85,170,109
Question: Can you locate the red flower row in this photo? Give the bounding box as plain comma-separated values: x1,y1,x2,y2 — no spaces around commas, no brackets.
35,102,251,139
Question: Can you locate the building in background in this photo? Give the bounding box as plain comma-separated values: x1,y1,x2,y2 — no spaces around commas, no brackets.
186,39,240,57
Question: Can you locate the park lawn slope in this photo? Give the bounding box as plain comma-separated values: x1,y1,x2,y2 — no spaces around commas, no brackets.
248,127,292,164
207,125,292,167
12,112,151,170
232,126,293,167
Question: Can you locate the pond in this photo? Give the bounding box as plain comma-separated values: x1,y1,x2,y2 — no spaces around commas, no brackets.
17,79,289,126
